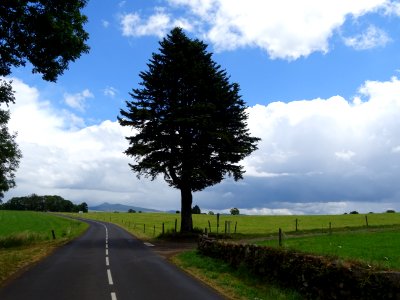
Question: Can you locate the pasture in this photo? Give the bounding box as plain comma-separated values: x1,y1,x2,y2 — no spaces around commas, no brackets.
0,211,88,286
76,211,400,239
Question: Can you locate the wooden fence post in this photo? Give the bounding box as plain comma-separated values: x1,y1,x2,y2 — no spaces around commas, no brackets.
216,213,220,234
295,218,298,232
279,228,282,247
329,222,332,235
51,230,56,240
143,224,146,233
234,221,237,234
175,219,177,233
208,220,211,233
162,223,165,235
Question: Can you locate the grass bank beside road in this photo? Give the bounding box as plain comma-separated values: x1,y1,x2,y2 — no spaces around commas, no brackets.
0,211,88,286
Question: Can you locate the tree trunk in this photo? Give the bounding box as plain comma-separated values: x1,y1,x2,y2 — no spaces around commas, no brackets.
180,184,193,233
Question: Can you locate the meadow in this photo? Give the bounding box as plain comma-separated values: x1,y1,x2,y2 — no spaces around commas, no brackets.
0,210,88,286
76,211,400,239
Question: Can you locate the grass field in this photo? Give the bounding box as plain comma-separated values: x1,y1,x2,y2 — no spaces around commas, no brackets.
0,211,88,286
257,226,400,270
75,211,400,239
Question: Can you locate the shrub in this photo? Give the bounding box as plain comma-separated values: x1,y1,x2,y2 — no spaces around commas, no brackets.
230,207,240,215
349,211,359,214
386,209,396,213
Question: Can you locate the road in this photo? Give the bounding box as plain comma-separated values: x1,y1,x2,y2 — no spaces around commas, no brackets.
0,219,225,300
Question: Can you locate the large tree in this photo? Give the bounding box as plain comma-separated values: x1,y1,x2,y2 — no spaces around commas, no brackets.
0,80,22,201
119,28,260,233
0,0,89,81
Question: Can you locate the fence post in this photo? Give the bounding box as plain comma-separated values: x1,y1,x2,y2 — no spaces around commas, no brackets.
365,215,369,227
329,222,332,235
208,220,211,233
51,230,56,240
234,221,237,234
143,224,146,233
295,218,298,232
224,221,227,234
153,225,155,236
175,219,177,233
216,213,220,234
279,228,282,247
162,223,165,235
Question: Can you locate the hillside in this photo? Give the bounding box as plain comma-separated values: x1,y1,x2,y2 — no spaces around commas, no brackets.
89,202,160,213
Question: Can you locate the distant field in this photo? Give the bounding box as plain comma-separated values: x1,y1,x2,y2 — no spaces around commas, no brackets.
75,211,400,239
0,211,88,286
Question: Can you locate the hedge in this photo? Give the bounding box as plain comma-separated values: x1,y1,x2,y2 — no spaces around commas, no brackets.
198,236,400,299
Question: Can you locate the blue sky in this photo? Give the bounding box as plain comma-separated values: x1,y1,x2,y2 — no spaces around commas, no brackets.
4,0,400,214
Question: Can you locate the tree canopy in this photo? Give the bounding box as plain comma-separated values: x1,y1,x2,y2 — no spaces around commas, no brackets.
0,194,88,212
0,0,89,81
119,28,259,233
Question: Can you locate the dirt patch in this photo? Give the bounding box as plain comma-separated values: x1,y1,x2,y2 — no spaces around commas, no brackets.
151,240,197,259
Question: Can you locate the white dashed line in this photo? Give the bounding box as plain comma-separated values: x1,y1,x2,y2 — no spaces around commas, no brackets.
107,269,113,285
111,292,117,300
106,249,109,256
106,256,109,266
144,242,154,247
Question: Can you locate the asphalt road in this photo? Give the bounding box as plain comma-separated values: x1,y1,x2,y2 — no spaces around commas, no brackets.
0,219,224,300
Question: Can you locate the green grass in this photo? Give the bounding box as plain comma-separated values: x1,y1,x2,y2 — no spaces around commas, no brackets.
0,210,88,286
257,227,400,270
173,250,302,300
74,211,400,239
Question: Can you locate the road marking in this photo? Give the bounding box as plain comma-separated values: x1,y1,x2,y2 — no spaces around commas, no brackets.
107,269,113,285
144,242,154,247
111,292,117,300
106,257,109,266
106,243,108,249
106,249,108,256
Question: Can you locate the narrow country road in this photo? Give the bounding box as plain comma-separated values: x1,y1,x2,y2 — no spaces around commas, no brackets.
0,219,224,300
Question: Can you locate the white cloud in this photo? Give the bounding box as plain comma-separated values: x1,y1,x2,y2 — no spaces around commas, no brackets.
343,25,391,50
102,20,110,28
63,89,94,112
104,86,118,98
5,76,400,214
120,9,192,38
122,0,390,59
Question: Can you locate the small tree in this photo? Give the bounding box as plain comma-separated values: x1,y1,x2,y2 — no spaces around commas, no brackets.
192,205,201,214
230,207,240,215
119,28,259,233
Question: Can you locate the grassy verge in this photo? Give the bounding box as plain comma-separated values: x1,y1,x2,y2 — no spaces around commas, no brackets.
0,211,88,286
173,250,302,300
256,226,400,270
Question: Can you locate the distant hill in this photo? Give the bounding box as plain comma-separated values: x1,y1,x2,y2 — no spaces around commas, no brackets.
89,202,160,213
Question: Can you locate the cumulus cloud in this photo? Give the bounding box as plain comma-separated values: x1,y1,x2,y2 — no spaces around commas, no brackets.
343,25,391,50
5,76,400,214
120,8,193,38
7,78,180,209
121,0,391,59
63,89,94,112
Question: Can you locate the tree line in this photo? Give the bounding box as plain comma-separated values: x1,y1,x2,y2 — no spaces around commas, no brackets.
0,194,88,213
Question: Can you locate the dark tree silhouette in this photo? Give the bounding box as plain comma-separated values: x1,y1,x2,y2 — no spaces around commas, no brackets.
0,1,89,81
119,28,260,233
0,80,22,201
